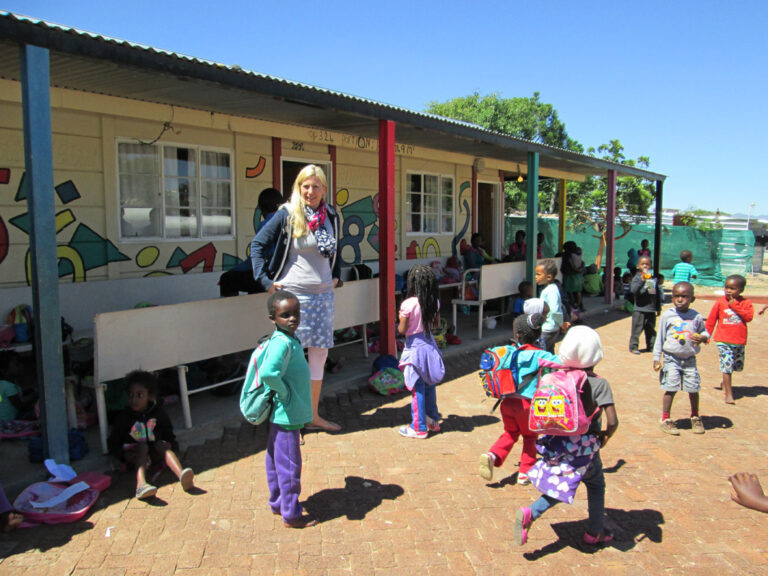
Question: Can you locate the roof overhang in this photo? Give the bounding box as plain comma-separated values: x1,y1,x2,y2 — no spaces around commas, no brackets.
0,12,666,182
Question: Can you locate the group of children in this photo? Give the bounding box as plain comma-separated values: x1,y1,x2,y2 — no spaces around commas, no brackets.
61,245,760,542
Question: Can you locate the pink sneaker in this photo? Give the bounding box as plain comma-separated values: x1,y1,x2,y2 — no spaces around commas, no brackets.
514,507,533,545
427,417,441,432
398,426,428,439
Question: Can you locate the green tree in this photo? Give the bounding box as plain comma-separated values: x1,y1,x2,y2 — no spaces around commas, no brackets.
567,139,656,267
425,92,582,213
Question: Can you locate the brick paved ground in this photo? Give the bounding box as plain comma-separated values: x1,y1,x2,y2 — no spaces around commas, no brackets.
2,299,768,575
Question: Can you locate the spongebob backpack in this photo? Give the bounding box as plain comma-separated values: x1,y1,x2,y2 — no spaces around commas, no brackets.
528,359,595,436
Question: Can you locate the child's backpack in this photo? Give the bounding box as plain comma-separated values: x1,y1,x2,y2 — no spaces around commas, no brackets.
368,367,405,396
478,343,539,412
239,336,275,426
528,359,596,436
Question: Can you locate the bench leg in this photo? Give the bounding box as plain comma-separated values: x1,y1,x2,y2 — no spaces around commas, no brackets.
178,365,192,429
453,303,458,338
362,324,369,358
95,382,109,454
478,302,484,339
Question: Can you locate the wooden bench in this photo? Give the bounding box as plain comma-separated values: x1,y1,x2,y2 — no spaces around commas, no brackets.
93,279,379,453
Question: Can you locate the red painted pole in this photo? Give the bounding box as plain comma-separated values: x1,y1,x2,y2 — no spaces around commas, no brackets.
378,120,396,357
604,169,617,304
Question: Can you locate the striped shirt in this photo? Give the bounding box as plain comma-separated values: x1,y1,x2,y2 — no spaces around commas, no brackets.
672,262,699,283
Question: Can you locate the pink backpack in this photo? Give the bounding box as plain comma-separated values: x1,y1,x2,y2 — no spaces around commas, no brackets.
528,359,595,436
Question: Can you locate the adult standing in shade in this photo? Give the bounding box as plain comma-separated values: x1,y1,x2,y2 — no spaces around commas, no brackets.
251,165,343,432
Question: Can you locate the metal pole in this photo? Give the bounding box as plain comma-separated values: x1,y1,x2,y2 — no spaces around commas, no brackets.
20,44,69,463
378,120,396,357
525,152,539,283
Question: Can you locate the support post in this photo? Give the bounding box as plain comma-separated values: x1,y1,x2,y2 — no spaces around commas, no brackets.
525,152,539,283
471,164,478,234
604,170,618,304
378,120,396,357
21,44,69,463
558,179,567,252
654,180,663,277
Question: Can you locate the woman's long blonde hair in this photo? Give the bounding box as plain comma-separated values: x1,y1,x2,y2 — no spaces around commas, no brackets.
286,164,328,238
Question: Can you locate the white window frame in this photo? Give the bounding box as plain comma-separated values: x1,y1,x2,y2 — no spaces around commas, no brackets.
405,171,455,235
117,140,236,241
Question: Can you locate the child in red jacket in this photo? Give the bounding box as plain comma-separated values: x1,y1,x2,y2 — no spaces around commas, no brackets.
705,275,754,404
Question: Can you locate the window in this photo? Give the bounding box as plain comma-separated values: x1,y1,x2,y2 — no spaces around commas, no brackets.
118,142,233,239
406,172,454,234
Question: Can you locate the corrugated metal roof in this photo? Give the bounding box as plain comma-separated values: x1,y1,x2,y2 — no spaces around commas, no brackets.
0,10,666,182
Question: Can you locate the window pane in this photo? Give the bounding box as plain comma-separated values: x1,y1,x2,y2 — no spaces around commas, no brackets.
164,147,196,177
408,174,421,192
200,151,230,179
164,178,198,210
164,210,198,238
442,215,453,233
424,215,438,233
410,213,421,233
118,143,156,174
201,181,231,208
409,192,421,212
120,175,159,208
441,177,453,197
202,208,232,236
424,175,438,195
425,194,438,214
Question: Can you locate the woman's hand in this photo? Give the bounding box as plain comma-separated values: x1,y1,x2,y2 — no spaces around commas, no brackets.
268,283,282,295
333,278,343,288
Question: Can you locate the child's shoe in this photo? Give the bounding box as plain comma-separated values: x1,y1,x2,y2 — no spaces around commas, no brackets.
517,472,531,485
478,453,494,481
659,418,680,435
426,417,441,432
180,468,195,491
398,425,427,439
583,530,614,545
691,416,705,434
514,507,533,545
136,484,158,500
283,514,318,528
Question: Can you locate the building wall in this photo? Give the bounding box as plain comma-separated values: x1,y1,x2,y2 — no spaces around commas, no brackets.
0,78,516,293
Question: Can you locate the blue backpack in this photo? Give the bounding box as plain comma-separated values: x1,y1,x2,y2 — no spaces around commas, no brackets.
239,336,275,426
478,343,540,412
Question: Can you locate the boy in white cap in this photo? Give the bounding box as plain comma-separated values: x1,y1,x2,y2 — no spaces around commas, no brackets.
515,326,619,547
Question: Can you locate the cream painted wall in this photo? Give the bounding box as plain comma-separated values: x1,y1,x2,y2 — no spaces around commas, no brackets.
0,78,534,294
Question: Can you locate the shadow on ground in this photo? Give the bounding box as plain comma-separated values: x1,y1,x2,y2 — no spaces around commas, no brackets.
732,385,768,400
302,476,404,522
523,507,665,560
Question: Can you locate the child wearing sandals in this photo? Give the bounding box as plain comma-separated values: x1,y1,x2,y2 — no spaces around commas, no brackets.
515,326,619,547
1,483,22,532
108,370,194,500
705,274,754,404
478,312,557,485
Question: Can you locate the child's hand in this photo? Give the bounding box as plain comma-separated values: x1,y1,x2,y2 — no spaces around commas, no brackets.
690,333,706,344
729,472,768,512
759,304,768,316
653,361,661,372
597,431,610,447
561,322,571,332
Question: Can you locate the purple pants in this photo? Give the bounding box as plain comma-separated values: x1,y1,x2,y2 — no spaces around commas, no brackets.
265,422,303,521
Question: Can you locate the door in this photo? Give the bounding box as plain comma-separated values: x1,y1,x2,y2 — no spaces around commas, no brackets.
477,181,500,258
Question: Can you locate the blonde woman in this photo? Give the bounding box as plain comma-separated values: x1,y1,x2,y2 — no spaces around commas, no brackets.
251,165,343,432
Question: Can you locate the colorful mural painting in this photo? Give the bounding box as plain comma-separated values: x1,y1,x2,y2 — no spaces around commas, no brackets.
245,156,267,179
451,181,472,258
337,188,382,264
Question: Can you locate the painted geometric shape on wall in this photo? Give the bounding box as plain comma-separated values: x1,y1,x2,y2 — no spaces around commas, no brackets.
9,212,30,235
0,216,8,264
451,180,472,257
406,240,420,260
55,180,81,204
367,224,379,253
136,246,160,268
68,223,130,270
222,253,242,271
340,196,377,228
166,247,188,268
180,242,217,273
144,270,173,277
253,208,262,233
0,168,9,185
245,157,266,178
14,172,28,201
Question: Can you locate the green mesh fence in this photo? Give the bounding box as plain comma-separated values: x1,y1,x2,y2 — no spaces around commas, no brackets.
504,217,755,287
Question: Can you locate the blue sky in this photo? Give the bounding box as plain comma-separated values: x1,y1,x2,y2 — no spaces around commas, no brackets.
5,1,767,216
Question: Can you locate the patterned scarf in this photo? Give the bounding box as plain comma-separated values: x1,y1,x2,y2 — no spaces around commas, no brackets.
304,201,335,259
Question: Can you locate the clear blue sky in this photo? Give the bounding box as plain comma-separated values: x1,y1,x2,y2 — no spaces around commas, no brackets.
5,0,767,216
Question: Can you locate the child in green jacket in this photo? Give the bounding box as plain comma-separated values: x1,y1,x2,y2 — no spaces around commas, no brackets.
261,290,315,528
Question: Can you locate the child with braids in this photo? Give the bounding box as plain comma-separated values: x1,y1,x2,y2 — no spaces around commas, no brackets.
478,312,557,485
398,265,446,439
